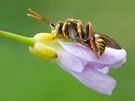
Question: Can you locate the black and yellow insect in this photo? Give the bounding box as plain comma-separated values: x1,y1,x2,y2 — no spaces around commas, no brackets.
27,8,121,58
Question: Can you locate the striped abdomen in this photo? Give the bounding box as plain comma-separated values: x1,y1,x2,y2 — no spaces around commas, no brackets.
94,34,106,56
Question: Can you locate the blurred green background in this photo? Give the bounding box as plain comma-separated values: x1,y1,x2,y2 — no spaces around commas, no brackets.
0,0,133,101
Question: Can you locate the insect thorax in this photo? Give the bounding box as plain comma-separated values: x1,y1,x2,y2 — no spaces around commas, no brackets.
52,19,90,44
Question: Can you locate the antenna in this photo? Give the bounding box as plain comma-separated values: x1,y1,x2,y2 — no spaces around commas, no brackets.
27,8,55,29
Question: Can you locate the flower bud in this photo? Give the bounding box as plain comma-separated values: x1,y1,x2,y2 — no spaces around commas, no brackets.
34,33,58,42
29,33,59,59
29,42,57,59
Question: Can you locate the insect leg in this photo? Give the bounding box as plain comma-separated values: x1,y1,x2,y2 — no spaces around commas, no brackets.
86,22,98,58
76,22,84,44
62,22,73,41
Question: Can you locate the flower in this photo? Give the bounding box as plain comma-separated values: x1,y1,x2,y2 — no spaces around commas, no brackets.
29,33,126,95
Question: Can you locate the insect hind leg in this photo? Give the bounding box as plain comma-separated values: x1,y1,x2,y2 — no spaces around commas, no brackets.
86,22,99,58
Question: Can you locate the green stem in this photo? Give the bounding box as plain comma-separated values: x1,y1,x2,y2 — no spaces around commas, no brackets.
0,30,35,46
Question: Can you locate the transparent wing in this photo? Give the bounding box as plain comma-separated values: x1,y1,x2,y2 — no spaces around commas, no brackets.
94,32,122,49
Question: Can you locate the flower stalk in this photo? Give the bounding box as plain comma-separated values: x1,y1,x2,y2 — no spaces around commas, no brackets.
0,30,35,46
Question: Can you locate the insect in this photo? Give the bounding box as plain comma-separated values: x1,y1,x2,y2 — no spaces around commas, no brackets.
27,8,121,58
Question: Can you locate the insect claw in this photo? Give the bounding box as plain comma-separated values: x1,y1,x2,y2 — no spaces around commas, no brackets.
52,33,57,39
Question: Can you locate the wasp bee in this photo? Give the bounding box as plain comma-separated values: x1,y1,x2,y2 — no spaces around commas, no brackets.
27,8,121,58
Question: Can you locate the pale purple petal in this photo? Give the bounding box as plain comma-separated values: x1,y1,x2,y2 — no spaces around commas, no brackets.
59,40,95,60
108,58,126,68
96,67,109,74
85,62,106,69
59,40,126,67
67,67,116,95
56,55,114,95
85,58,126,69
101,48,126,66
55,51,88,72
